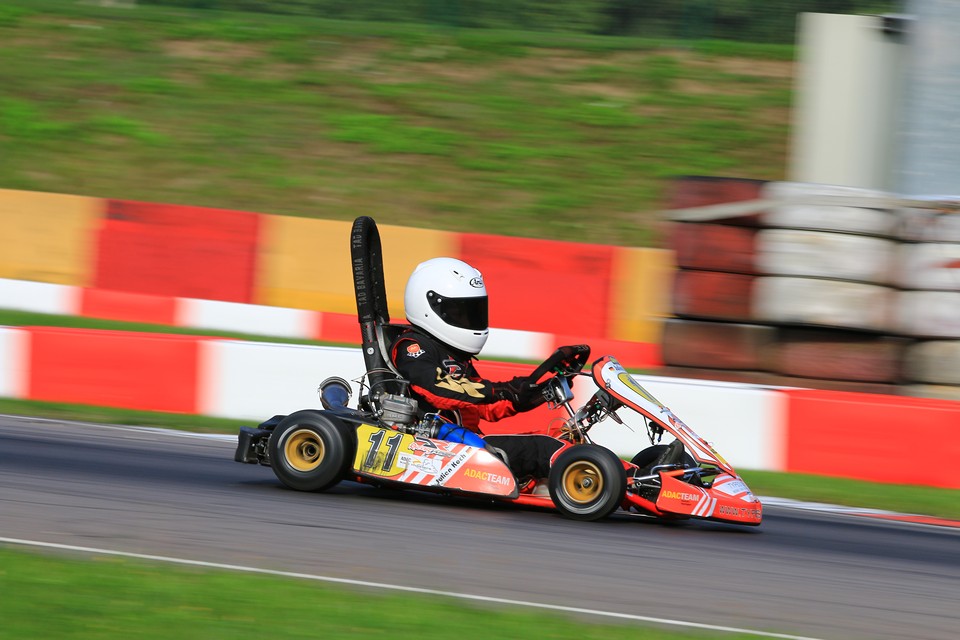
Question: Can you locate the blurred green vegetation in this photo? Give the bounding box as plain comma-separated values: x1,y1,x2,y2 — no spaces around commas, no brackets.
137,0,899,43
0,0,807,246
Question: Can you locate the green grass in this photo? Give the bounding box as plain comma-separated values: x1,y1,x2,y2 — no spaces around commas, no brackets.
0,0,793,246
739,470,960,521
0,547,768,640
0,397,248,433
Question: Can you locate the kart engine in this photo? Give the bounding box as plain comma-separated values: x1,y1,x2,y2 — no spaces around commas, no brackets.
374,392,451,440
376,393,419,429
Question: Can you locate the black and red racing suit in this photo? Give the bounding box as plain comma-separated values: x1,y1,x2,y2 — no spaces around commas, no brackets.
389,327,515,430
389,326,563,480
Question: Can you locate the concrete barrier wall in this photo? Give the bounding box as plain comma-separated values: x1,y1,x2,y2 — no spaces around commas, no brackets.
0,278,661,369
0,327,28,400
609,245,674,344
94,199,261,303
0,189,102,286
3,324,958,488
783,388,960,488
26,327,204,414
255,217,356,314
459,232,615,337
0,188,669,344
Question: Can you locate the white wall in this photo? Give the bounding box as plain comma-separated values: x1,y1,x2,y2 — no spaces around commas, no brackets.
573,374,786,471
199,341,367,421
789,13,907,190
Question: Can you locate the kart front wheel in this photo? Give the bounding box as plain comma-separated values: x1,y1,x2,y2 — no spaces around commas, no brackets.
269,411,352,492
630,443,697,474
548,445,627,521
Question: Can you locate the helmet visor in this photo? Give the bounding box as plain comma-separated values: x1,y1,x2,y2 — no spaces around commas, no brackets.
427,291,488,331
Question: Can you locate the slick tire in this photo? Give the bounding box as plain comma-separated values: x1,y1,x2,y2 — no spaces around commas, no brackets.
269,410,353,492
548,445,627,521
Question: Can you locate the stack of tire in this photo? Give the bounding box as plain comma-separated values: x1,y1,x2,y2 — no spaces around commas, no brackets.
662,179,907,394
897,200,960,400
663,176,775,386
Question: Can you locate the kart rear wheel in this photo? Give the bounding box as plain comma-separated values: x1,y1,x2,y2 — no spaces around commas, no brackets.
548,445,626,521
269,410,353,492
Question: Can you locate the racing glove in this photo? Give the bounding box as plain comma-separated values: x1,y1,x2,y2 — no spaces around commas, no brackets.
493,376,548,412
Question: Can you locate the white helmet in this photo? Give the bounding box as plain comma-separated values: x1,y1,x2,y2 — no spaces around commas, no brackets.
404,257,489,355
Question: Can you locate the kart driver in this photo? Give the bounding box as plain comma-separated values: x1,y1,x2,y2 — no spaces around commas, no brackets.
389,257,565,483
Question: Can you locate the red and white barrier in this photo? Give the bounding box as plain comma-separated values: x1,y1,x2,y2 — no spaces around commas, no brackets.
0,279,79,316
0,326,28,399
0,278,660,367
198,340,366,420
2,323,958,488
178,298,317,341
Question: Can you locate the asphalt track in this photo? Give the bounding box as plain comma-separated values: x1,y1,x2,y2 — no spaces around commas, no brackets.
1,415,958,640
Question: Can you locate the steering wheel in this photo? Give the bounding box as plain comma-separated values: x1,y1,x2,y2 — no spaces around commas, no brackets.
528,345,591,383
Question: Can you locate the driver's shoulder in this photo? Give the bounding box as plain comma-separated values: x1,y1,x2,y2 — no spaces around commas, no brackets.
391,326,431,350
390,327,440,365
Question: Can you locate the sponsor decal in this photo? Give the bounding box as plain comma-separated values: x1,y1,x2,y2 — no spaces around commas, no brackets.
409,440,456,458
666,412,688,430
397,453,441,475
469,276,484,288
708,446,730,468
435,367,485,398
463,468,512,485
433,450,470,486
718,505,762,519
412,436,438,449
441,359,464,378
662,490,700,503
616,372,663,407
715,479,749,496
406,343,425,359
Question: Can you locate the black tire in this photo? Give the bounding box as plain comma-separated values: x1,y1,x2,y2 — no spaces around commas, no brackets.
268,410,353,492
630,443,697,474
548,445,627,521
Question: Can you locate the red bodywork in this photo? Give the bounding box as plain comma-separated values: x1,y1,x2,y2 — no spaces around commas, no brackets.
342,355,761,526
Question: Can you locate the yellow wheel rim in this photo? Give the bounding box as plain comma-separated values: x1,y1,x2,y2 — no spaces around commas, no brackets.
284,428,325,472
561,461,604,504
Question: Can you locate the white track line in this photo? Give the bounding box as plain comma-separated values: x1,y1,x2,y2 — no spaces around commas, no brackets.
0,536,823,640
0,414,236,441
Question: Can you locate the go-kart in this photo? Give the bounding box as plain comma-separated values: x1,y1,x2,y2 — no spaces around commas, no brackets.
234,217,762,525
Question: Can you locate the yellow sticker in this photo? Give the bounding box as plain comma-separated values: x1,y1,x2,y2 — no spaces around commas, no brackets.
353,424,419,477
710,447,730,468
618,372,663,407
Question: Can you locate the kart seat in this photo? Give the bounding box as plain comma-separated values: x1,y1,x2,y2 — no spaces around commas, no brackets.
376,323,412,378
